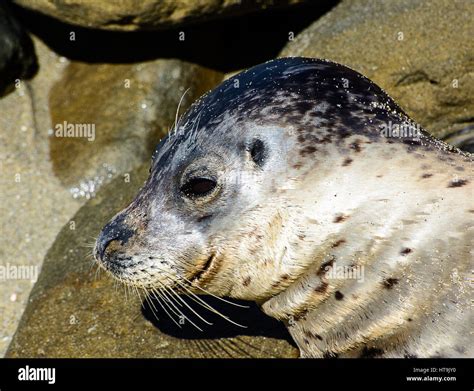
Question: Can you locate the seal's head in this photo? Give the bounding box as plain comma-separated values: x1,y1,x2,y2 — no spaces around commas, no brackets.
94,57,425,300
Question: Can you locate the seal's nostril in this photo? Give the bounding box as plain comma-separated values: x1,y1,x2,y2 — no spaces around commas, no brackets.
95,214,135,261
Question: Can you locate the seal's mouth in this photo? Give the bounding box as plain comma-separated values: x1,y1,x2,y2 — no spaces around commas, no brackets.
188,252,218,286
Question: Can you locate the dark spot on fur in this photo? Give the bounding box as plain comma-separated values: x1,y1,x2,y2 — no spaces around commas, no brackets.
243,276,251,286
197,214,213,222
300,146,317,156
337,129,351,139
317,256,335,276
315,334,323,341
407,318,413,322
314,281,328,293
342,158,353,166
401,247,412,255
455,166,464,171
318,134,333,144
448,179,468,188
349,140,362,153
333,214,348,223
281,274,290,280
293,163,303,169
331,239,346,248
360,347,384,358
335,291,344,300
382,278,399,289
421,173,432,179
293,309,308,322
404,353,417,358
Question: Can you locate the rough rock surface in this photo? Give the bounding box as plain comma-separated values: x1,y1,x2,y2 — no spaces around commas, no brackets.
0,37,76,357
6,164,298,358
13,0,307,31
281,0,474,145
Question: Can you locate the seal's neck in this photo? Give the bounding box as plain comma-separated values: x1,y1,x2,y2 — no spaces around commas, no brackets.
260,141,472,357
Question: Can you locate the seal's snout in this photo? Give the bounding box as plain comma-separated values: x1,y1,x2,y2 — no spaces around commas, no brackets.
94,214,135,263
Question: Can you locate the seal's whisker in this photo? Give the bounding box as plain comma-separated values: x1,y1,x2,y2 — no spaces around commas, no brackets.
168,275,247,328
176,271,249,309
157,287,206,331
133,285,145,307
156,287,204,331
144,293,161,323
173,87,190,137
151,287,183,319
145,265,243,328
149,288,182,328
161,284,213,326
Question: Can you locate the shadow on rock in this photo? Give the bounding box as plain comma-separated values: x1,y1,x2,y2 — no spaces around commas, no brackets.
142,294,296,344
12,1,337,72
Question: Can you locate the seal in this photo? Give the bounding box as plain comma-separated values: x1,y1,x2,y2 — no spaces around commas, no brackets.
94,57,473,358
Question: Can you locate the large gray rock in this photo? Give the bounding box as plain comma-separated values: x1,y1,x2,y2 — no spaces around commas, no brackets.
0,2,37,96
280,0,474,147
13,0,307,31
6,163,298,358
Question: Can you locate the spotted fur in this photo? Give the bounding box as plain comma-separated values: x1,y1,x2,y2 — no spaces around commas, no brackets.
95,58,473,358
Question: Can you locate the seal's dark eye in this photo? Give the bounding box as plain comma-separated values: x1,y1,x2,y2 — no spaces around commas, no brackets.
250,139,266,166
181,177,217,198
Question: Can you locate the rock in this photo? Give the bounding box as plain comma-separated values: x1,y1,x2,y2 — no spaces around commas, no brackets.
280,0,474,147
0,36,78,357
0,2,37,96
6,163,298,358
48,60,223,199
12,0,307,31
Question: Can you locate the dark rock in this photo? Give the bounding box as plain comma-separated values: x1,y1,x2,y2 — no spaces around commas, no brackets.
0,2,37,96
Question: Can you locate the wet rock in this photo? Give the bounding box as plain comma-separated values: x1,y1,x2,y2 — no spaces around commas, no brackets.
0,2,37,96
12,0,307,31
6,163,298,358
0,36,78,357
281,0,474,147
48,60,223,199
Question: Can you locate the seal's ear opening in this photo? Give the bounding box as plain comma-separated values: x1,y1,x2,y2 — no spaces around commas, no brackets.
249,138,266,167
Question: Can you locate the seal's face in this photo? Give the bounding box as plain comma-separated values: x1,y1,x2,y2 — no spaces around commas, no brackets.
94,115,293,296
